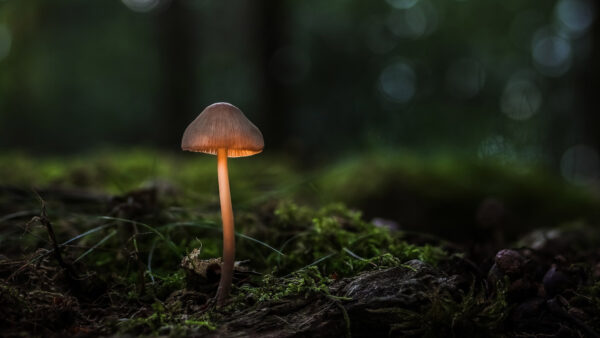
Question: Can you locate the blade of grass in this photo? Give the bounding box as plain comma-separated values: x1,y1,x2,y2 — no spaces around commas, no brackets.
147,238,157,284
61,223,114,247
162,221,284,256
237,232,284,256
32,223,116,263
279,232,308,253
74,230,117,263
342,247,368,261
0,210,39,224
284,252,337,278
99,216,182,257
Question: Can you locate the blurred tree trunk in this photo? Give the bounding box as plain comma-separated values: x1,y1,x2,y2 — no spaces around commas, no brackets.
156,0,197,146
256,0,286,149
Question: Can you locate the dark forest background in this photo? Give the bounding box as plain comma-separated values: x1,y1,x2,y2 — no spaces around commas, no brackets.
0,0,598,184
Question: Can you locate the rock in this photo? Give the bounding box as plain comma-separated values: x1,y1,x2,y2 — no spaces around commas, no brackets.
487,263,504,285
543,265,571,297
494,249,524,277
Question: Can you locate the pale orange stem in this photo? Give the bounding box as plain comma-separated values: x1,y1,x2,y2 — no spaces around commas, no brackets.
216,148,235,306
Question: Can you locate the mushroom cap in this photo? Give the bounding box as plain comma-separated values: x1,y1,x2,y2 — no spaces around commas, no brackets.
181,102,264,157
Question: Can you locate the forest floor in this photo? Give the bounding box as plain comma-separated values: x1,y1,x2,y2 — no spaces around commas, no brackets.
1,149,600,337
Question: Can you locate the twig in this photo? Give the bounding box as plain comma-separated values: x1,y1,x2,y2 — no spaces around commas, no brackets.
31,191,73,276
132,222,147,295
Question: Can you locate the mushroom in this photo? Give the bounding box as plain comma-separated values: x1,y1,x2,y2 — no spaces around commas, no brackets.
181,102,264,306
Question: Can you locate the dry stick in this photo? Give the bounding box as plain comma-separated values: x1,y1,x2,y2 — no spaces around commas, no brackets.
33,192,77,281
38,197,67,269
131,222,146,296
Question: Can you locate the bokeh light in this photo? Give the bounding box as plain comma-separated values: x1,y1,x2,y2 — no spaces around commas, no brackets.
385,0,420,10
555,0,595,38
0,0,597,174
121,0,161,13
532,28,572,77
501,72,542,121
560,144,600,184
386,0,438,40
379,62,416,103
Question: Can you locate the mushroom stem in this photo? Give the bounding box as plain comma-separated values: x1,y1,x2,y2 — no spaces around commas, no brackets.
216,148,235,306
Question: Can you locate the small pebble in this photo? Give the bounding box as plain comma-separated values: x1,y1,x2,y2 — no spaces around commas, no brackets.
495,249,524,276
543,264,570,297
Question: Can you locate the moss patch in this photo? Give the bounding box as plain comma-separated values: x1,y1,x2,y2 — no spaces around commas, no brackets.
266,201,447,276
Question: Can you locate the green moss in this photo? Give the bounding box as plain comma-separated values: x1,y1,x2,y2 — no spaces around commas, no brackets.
0,149,299,206
312,151,600,242
118,300,217,336
273,201,315,229
118,311,171,335
223,265,332,313
150,270,186,300
248,266,329,302
268,201,447,276
183,319,216,331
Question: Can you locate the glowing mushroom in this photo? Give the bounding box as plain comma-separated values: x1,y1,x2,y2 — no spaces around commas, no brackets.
181,102,264,306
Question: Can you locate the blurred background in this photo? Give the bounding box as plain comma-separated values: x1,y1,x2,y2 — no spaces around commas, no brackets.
0,0,598,183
